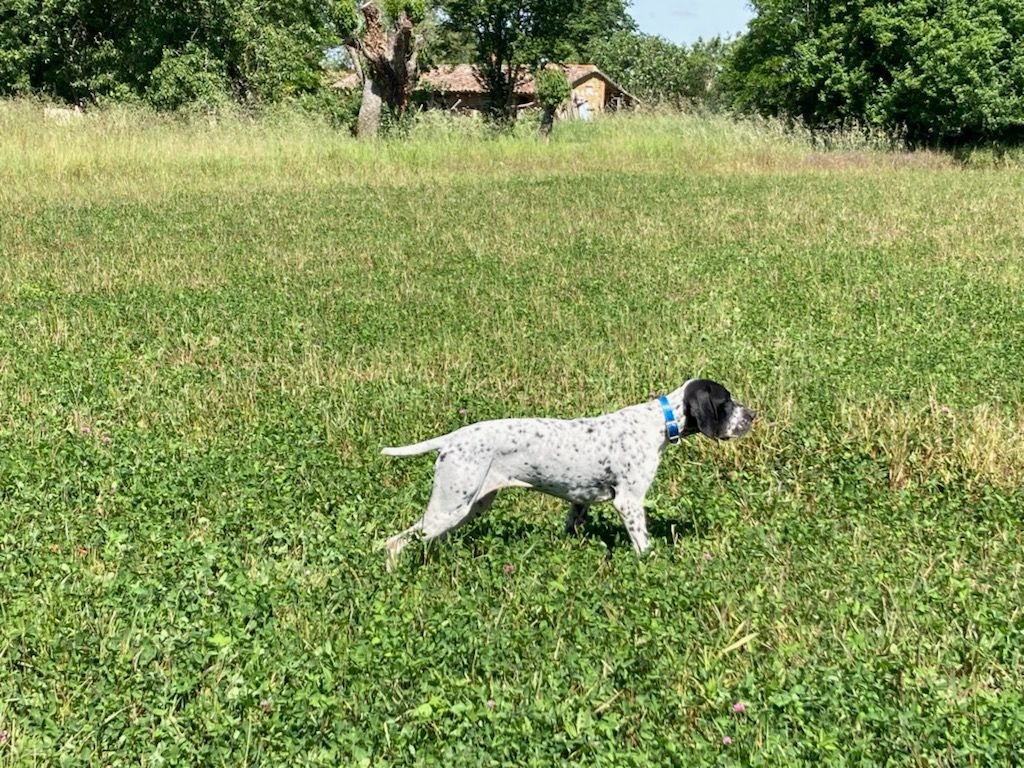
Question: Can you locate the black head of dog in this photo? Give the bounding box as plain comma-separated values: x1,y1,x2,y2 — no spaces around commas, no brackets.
681,379,756,440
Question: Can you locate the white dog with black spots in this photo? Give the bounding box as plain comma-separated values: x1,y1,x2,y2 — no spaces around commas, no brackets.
381,378,756,566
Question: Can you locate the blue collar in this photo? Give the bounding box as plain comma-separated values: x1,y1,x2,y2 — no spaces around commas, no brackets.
658,396,681,444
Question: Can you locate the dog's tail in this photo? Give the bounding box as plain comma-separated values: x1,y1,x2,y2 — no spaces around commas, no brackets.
381,435,448,457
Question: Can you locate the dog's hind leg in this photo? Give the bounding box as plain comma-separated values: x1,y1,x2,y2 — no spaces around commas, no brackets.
418,474,496,543
468,490,498,520
386,459,498,567
565,503,589,535
385,521,424,570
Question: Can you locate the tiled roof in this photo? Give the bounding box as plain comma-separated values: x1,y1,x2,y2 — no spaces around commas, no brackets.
416,64,536,95
564,64,598,83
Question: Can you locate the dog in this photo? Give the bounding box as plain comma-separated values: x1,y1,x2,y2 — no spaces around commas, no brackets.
381,379,755,565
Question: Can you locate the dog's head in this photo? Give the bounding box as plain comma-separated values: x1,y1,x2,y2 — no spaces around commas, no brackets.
682,379,756,440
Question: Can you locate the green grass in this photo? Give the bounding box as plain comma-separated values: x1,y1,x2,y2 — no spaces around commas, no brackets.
1,101,1023,766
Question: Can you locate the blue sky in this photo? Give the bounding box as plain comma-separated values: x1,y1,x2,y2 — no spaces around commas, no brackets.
629,0,755,45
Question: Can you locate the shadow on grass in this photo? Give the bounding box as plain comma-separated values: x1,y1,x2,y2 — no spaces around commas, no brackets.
576,513,697,553
451,507,698,556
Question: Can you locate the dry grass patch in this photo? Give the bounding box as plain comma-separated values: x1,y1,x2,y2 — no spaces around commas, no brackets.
841,396,1024,490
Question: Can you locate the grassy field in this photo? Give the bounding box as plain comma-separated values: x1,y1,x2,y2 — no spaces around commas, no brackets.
2,102,1023,766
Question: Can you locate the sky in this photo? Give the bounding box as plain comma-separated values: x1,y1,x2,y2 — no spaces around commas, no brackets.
629,0,755,45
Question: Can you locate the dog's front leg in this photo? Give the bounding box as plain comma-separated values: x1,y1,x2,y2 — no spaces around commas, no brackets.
613,496,651,554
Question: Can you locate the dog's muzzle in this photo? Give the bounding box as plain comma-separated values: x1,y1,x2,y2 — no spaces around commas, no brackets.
726,407,757,438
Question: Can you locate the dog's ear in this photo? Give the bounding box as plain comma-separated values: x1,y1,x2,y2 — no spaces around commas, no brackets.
686,382,724,439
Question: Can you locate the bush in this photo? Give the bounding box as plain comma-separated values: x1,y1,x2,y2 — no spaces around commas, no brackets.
145,45,231,112
295,85,362,130
536,68,571,110
236,25,327,106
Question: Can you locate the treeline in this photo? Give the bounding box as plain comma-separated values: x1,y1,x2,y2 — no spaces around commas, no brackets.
728,0,1024,146
2,0,1022,145
0,0,349,111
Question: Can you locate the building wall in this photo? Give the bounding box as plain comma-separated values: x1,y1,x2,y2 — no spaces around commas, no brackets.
571,75,606,115
423,92,532,113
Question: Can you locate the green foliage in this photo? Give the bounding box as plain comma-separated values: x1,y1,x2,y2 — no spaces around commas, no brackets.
535,68,571,110
881,0,1024,144
331,0,361,39
295,81,362,129
146,44,231,111
0,0,342,111
3,107,1024,763
382,0,426,24
434,0,565,119
418,6,474,69
588,30,733,108
557,0,635,60
589,31,689,104
236,21,327,104
0,0,157,102
725,0,1024,145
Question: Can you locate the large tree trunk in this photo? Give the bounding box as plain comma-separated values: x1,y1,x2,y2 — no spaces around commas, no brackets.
351,1,422,138
357,74,383,139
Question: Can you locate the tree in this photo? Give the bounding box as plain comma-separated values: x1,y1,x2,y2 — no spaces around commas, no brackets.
434,0,632,122
434,0,567,121
339,0,426,138
588,30,732,108
723,0,1024,145
559,0,635,60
